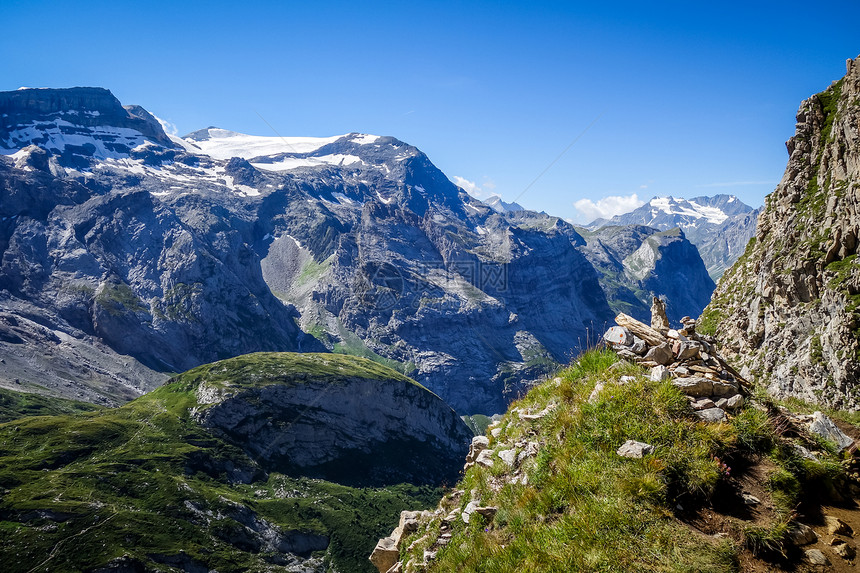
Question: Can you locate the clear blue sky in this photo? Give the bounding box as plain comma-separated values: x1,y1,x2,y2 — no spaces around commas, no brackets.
3,0,859,221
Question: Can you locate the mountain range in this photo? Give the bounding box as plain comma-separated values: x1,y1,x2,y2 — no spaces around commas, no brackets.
0,86,722,415
588,195,761,281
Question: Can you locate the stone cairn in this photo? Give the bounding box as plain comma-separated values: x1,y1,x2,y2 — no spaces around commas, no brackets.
602,297,749,423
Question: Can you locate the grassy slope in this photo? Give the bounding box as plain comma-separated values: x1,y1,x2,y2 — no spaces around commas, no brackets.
0,387,101,423
0,353,440,573
401,349,851,572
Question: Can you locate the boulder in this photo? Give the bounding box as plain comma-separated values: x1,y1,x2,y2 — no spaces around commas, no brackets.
466,436,490,463
604,326,632,346
475,450,494,468
787,523,818,546
691,398,716,411
809,412,854,451
616,440,655,458
695,408,727,423
672,376,713,397
711,381,738,397
498,449,516,468
370,536,399,573
805,549,829,566
650,365,670,381
825,515,853,536
726,394,744,410
645,343,674,365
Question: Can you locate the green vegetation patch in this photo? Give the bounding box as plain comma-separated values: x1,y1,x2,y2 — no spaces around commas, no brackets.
0,353,441,572
170,351,422,394
0,388,101,423
95,280,147,316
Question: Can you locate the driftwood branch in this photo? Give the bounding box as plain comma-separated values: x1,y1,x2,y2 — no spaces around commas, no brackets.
615,313,667,347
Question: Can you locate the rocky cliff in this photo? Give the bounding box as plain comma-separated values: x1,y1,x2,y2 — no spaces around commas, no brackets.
702,56,860,408
578,224,716,324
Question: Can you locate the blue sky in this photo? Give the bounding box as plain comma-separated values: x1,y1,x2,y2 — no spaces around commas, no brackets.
2,0,859,221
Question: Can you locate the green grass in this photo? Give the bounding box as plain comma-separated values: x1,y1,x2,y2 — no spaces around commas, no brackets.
0,388,101,423
400,349,852,572
0,352,441,573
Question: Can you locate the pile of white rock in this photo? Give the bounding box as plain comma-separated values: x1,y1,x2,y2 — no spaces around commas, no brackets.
602,297,748,422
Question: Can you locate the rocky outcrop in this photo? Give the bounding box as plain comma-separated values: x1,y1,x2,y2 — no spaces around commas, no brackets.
184,352,473,486
579,225,716,324
702,56,860,408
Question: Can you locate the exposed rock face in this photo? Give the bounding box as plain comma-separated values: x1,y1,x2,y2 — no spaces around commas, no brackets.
702,56,860,408
579,225,716,324
187,352,473,486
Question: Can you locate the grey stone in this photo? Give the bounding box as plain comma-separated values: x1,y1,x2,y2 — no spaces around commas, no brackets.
695,408,727,423
588,382,605,403
673,376,713,397
787,523,817,546
616,439,655,458
691,398,716,411
711,381,738,397
645,343,674,366
742,494,760,505
630,337,648,355
805,548,829,566
726,394,744,410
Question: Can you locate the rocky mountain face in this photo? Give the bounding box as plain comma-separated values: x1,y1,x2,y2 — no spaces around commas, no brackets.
578,224,716,324
0,353,461,573
702,56,860,408
188,353,472,487
0,87,715,414
589,195,760,281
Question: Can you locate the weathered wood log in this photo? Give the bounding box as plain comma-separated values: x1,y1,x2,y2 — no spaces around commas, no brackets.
615,313,668,347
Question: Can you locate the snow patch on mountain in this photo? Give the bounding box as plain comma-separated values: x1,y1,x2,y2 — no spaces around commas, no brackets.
184,128,345,160
649,196,728,225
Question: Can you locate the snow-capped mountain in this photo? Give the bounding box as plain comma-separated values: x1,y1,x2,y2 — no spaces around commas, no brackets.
0,87,714,414
588,195,760,280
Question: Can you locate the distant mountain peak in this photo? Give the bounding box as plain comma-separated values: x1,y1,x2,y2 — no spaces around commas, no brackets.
484,194,524,213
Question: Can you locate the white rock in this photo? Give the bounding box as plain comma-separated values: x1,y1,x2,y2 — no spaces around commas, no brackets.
498,449,516,467
619,375,637,384
370,536,399,573
588,381,605,403
695,408,727,423
603,326,632,346
650,365,670,381
475,449,494,468
809,411,854,451
461,500,480,524
616,439,655,458
742,493,760,505
490,427,502,438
